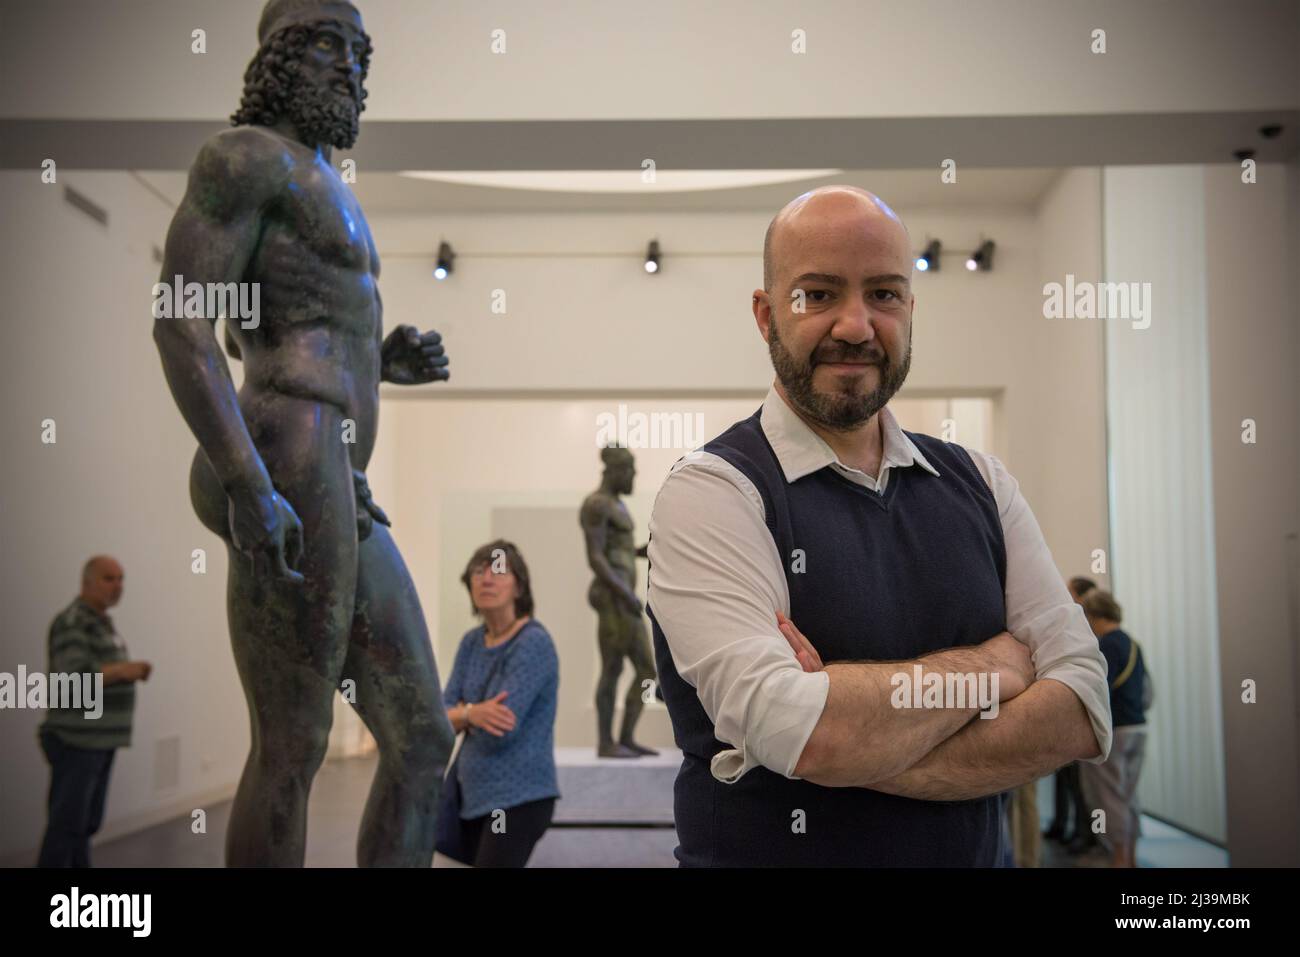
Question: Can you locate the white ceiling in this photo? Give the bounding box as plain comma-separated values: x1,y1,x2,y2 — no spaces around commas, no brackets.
135,167,1062,213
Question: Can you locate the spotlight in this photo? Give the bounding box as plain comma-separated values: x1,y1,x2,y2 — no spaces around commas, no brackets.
916,239,941,273
434,240,455,280
644,239,661,274
966,240,995,272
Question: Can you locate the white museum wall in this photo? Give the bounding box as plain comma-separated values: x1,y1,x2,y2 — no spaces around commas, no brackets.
1203,160,1300,866
0,171,250,862
1096,160,1300,864
4,0,1293,122
1032,168,1109,588
367,197,1101,551
1103,165,1226,844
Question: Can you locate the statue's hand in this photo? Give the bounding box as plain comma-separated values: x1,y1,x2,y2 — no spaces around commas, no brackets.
228,486,305,585
381,324,449,385
619,589,643,616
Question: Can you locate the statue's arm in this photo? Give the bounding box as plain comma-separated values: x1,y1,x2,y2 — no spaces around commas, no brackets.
152,128,290,498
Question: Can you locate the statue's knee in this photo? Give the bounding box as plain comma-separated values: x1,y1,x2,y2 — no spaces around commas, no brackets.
258,724,331,779
428,717,455,765
402,724,453,783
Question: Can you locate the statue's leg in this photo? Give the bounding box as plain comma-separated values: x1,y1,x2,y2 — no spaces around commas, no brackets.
617,612,657,747
341,521,454,867
592,591,624,751
189,397,358,867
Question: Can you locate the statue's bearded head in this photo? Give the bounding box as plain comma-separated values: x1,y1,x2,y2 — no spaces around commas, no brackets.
231,0,372,150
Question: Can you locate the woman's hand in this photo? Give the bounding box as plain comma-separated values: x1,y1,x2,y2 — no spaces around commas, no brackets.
468,691,516,737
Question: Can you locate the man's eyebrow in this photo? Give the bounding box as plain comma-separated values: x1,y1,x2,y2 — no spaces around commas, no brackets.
789,273,911,286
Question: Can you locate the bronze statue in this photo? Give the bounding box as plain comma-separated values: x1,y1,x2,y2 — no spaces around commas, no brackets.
152,0,453,866
580,447,658,758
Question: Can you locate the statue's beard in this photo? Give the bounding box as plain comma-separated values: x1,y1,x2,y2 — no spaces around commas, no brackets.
768,320,912,431
286,76,361,149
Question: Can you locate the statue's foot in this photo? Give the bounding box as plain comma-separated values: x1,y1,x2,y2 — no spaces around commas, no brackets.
597,742,639,759
619,740,660,757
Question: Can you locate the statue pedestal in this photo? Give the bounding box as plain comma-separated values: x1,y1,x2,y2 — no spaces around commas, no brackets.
552,746,680,825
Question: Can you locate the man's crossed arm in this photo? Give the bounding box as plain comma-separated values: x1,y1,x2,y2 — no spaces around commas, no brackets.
781,614,1102,800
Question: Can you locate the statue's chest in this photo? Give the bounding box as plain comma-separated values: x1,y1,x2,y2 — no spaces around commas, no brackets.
283,167,375,272
609,502,634,534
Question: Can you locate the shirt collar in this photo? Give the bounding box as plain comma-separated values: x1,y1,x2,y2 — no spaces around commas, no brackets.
759,382,941,485
75,597,112,625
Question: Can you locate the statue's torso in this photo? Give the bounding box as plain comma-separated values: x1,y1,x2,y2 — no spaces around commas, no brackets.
584,491,637,590
227,134,382,469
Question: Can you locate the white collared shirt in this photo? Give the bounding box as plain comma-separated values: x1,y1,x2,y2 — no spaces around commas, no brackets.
647,384,1113,784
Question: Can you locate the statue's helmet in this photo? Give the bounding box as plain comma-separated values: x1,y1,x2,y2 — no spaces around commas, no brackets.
257,0,363,44
601,446,635,468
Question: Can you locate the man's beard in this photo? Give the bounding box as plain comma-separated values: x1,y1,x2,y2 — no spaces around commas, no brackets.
768,319,912,431
286,76,361,149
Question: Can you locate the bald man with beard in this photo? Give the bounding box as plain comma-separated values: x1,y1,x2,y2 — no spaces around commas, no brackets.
646,186,1113,866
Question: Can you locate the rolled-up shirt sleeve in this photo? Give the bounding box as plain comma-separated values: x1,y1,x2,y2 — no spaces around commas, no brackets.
647,453,829,784
969,450,1114,763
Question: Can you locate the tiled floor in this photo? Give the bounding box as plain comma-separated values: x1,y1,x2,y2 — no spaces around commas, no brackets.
65,756,1225,868
1034,775,1227,868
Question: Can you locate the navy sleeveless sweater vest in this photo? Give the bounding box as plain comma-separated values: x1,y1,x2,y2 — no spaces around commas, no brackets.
648,409,1009,866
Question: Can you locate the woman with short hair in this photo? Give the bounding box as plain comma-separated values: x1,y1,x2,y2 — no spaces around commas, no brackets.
437,539,560,867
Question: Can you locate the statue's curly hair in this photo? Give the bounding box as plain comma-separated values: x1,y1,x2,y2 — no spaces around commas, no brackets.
230,20,372,128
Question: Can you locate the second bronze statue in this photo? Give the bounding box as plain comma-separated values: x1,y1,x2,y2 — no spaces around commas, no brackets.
580,447,660,758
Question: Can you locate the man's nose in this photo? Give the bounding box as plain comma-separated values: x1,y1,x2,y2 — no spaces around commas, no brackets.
830,303,875,343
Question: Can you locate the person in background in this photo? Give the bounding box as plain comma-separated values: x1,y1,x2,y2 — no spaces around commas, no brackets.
1010,573,1099,865
1078,588,1149,867
1043,575,1099,855
1007,781,1039,866
37,556,152,867
438,540,560,867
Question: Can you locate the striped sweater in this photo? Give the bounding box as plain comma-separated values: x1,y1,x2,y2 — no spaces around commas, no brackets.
40,598,135,749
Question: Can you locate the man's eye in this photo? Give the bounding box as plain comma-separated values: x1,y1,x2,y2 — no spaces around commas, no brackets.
873,289,900,301
803,290,831,302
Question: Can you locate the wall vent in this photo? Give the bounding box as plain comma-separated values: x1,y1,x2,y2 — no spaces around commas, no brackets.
62,185,108,227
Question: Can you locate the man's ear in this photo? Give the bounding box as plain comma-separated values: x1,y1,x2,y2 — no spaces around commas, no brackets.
752,289,772,341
